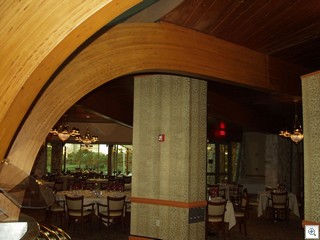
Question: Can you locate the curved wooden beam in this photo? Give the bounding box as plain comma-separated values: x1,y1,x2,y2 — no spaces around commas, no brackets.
0,0,142,161
8,22,302,173
0,0,141,221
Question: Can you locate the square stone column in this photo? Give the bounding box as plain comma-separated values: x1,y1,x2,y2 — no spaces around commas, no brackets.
131,75,207,239
302,71,320,222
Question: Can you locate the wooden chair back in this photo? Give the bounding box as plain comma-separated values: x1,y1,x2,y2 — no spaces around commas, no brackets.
271,191,288,209
65,195,84,213
108,195,126,217
53,180,64,191
84,181,95,190
207,199,227,221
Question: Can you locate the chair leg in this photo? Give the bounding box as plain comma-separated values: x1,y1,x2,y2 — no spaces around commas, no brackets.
45,211,50,224
244,221,247,236
222,222,226,240
61,213,65,227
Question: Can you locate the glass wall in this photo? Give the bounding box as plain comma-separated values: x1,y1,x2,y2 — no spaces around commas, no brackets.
206,143,216,184
46,143,132,176
111,145,133,175
206,141,241,184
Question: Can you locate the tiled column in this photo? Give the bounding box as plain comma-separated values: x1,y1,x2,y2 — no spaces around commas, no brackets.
131,75,207,239
51,142,63,174
301,71,320,221
265,134,279,187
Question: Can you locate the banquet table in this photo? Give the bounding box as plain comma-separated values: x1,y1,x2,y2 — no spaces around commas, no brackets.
257,192,300,217
208,197,236,230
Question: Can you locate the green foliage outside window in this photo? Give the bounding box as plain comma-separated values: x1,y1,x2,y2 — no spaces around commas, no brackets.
66,148,107,173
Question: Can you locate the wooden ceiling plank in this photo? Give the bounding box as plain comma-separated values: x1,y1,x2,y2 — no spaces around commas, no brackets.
161,0,320,71
233,1,297,50
207,0,268,37
194,0,240,32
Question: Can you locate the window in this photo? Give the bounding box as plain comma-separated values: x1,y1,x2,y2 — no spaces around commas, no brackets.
46,143,132,176
206,142,241,184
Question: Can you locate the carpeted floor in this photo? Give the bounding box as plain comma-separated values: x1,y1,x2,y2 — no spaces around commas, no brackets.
21,205,304,240
207,206,304,240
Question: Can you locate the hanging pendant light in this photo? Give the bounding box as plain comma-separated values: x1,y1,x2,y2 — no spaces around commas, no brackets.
49,116,80,141
75,115,98,146
279,103,303,144
76,128,98,146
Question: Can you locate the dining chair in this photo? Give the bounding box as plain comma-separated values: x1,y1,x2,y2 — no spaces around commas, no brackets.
69,182,82,190
206,199,227,240
297,191,304,218
234,188,249,236
67,178,75,190
115,182,125,192
100,182,109,190
53,180,64,192
270,191,289,222
83,181,95,190
96,195,126,230
218,188,226,199
264,186,276,217
123,176,132,183
65,195,95,231
265,186,277,192
230,184,243,205
125,201,131,226
45,190,65,227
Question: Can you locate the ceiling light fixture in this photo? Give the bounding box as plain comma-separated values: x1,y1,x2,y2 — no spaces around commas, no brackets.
279,103,303,144
49,116,80,141
75,115,98,146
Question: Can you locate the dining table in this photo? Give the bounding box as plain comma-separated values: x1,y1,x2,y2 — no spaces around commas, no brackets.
55,189,131,214
208,197,236,230
257,191,300,218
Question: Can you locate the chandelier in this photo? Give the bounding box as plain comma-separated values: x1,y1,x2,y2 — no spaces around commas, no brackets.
75,115,98,146
49,121,80,142
279,113,304,144
75,128,98,146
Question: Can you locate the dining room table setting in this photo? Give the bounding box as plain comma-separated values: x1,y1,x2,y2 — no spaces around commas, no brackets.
257,184,300,218
55,189,131,214
208,196,236,230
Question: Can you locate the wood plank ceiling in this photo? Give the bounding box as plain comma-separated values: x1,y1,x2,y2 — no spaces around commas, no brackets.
58,0,320,142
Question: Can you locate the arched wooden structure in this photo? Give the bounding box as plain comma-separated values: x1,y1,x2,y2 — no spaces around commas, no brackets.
8,22,301,174
0,0,142,220
0,0,142,161
0,0,305,223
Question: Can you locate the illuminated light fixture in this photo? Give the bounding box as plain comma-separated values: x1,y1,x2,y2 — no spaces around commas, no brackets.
49,116,80,142
279,103,303,144
75,115,98,146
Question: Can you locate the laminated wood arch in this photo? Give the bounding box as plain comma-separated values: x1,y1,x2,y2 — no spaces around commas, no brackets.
0,0,141,220
8,22,295,173
0,0,141,163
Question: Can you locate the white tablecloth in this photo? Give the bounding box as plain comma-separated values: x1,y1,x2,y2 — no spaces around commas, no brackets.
208,198,236,230
257,192,300,217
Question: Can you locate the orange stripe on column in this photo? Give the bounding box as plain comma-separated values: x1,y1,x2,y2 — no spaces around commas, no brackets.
130,196,207,208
